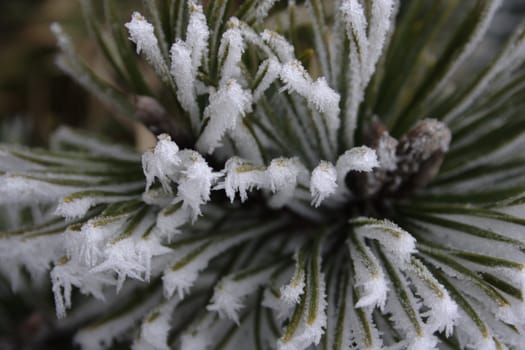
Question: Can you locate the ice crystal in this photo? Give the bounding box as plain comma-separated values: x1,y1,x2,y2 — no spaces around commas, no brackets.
2,1,525,349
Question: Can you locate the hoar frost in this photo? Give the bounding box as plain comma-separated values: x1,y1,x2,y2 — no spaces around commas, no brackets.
3,0,525,349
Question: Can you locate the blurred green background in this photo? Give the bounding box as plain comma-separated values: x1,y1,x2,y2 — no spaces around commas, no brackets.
0,2,110,349
0,0,136,148
1,0,524,147
1,1,83,145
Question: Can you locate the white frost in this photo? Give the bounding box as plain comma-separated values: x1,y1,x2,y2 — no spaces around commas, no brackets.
336,146,378,185
185,1,209,76
133,298,179,350
266,157,306,208
155,202,192,238
125,12,170,81
219,157,267,202
218,21,245,83
348,236,388,310
352,217,416,266
142,134,181,193
253,58,282,101
208,265,276,324
261,30,295,62
170,40,200,128
51,259,110,318
196,80,253,154
175,150,219,221
310,161,337,207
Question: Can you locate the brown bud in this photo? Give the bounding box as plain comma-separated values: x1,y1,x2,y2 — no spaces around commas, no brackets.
350,118,451,199
393,118,451,194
